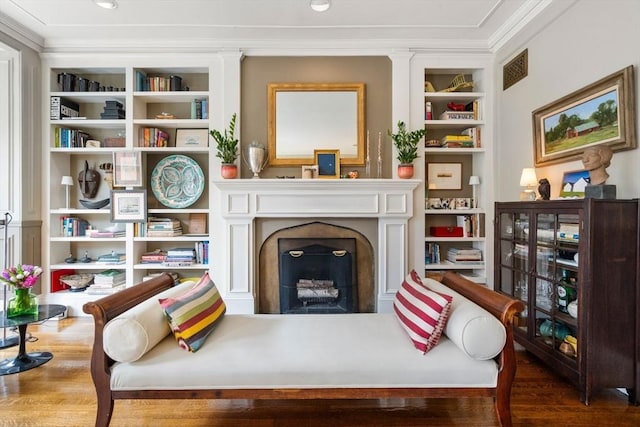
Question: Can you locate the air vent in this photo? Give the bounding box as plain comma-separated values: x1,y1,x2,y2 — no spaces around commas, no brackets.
503,49,528,90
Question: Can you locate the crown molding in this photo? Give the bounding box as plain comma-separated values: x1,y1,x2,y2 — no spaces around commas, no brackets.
0,12,43,52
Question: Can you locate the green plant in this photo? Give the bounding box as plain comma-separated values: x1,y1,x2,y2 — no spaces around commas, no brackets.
210,113,239,164
388,120,426,164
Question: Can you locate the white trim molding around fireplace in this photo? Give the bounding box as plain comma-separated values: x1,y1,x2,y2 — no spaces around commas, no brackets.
212,179,420,314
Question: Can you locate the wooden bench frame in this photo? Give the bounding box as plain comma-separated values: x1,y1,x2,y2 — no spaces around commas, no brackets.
83,272,524,427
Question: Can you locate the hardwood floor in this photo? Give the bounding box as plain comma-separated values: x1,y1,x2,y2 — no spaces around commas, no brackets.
1,317,639,427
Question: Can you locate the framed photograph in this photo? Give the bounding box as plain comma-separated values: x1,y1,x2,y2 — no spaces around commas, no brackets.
314,149,340,179
113,151,142,187
111,190,147,223
176,128,209,148
301,165,319,179
533,65,636,166
559,170,590,199
427,162,462,190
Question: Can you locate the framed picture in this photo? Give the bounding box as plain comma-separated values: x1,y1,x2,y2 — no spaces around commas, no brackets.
427,162,462,190
314,149,340,179
176,128,209,148
113,151,142,187
111,190,147,223
301,165,319,179
559,170,590,198
533,65,636,166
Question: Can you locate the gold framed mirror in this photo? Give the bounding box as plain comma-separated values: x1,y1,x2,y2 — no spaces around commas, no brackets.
267,83,365,166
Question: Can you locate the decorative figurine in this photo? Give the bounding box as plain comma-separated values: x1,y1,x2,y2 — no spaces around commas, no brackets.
80,251,92,263
65,253,77,263
538,178,551,200
581,145,613,185
581,145,616,199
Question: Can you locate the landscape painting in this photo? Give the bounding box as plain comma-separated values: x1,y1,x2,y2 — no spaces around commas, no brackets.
559,170,590,198
533,66,636,166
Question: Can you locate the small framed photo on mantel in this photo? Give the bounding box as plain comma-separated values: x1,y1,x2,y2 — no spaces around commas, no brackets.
314,149,340,179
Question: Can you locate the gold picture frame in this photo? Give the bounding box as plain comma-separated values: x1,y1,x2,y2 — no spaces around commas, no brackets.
314,149,340,179
533,65,636,166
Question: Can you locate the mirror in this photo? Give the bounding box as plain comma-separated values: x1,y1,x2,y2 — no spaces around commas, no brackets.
268,83,365,166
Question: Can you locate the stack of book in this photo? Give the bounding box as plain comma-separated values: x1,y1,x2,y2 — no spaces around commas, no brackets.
446,248,482,264
86,269,126,295
100,100,125,119
90,229,126,238
190,98,209,119
96,251,126,265
146,217,182,237
195,241,209,265
140,249,167,264
439,110,475,120
164,248,196,267
441,134,474,148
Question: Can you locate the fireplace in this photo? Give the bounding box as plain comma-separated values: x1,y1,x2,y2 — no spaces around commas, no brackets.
278,238,357,314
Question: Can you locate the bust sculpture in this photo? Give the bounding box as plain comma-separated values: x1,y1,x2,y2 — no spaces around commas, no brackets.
581,145,613,185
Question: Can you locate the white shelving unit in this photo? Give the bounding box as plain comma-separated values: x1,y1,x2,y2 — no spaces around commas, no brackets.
42,61,219,315
417,66,493,284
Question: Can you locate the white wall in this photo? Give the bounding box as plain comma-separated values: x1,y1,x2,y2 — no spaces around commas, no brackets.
495,0,640,201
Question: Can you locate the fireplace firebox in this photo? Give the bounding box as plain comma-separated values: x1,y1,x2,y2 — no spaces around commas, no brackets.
278,238,358,314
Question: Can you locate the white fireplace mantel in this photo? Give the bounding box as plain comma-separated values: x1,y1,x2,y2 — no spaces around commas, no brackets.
212,179,420,313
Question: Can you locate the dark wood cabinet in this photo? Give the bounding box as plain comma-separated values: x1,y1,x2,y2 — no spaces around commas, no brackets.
495,199,638,405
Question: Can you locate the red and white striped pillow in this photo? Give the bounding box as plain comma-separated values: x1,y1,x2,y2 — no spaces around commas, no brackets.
393,270,453,353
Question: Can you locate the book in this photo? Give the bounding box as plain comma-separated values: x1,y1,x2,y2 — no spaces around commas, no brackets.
50,96,80,120
86,284,126,295
439,110,475,120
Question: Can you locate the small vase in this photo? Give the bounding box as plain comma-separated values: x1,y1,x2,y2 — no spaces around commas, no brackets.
221,164,238,179
7,288,39,318
397,164,414,179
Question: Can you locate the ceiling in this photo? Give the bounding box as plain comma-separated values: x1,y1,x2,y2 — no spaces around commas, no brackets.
0,0,569,52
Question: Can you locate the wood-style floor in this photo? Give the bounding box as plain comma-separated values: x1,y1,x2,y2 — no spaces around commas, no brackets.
1,317,639,427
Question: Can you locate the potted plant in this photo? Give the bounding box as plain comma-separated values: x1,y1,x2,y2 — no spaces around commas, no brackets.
210,113,239,179
388,120,426,179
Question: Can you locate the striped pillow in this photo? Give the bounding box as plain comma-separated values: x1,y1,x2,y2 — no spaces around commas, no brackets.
393,270,453,354
158,272,226,352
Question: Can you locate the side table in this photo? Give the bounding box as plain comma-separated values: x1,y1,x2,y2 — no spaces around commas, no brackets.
0,304,67,375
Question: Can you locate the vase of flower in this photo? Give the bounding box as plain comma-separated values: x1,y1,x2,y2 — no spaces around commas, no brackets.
7,288,38,317
1,263,42,318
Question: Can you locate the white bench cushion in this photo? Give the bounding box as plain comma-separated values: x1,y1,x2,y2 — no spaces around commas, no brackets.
110,313,499,391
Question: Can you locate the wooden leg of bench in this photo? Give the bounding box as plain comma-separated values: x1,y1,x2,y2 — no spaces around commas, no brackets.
495,394,513,427
95,392,114,427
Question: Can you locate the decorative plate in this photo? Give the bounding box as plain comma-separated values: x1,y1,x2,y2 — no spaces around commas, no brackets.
150,155,205,208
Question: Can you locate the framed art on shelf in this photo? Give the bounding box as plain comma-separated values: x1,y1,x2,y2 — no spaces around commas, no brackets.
176,128,209,148
113,151,142,187
111,190,147,223
314,149,340,179
533,65,636,166
427,162,462,190
558,170,590,198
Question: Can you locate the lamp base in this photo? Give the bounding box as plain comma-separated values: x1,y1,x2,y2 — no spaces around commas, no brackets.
520,189,537,201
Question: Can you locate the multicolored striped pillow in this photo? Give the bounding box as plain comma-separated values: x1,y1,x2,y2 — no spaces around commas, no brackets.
158,272,226,352
393,270,453,354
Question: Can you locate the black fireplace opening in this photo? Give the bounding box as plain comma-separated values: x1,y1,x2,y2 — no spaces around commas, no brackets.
278,238,358,314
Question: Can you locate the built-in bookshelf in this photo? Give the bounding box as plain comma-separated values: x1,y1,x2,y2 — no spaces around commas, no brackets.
43,62,216,315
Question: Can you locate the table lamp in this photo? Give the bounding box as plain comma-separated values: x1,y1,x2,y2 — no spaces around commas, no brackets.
468,175,480,208
519,168,538,201
61,176,74,209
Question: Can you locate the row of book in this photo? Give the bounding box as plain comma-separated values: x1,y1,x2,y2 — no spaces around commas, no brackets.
136,72,183,92
51,96,80,120
138,127,170,147
456,214,479,238
54,127,92,148
60,216,90,237
191,98,209,119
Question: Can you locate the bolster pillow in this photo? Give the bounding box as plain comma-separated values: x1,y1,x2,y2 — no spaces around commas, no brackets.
103,280,195,363
423,278,507,360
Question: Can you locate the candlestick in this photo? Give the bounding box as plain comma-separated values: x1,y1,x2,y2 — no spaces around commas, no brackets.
365,130,371,178
376,132,383,178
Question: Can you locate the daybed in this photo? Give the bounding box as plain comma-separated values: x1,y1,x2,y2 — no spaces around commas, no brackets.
83,271,524,427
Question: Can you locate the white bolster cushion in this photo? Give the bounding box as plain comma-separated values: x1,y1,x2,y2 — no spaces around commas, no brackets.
103,280,195,363
423,278,507,360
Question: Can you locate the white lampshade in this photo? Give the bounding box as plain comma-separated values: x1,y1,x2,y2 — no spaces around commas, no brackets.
468,175,480,186
519,168,538,187
61,176,74,186
310,0,331,12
